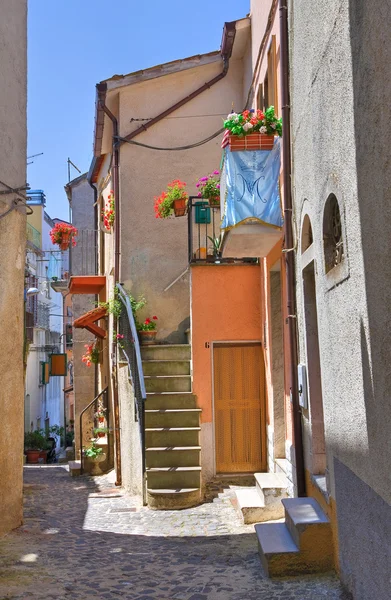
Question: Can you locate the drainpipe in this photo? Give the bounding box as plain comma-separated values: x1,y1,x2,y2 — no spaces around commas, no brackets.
87,178,99,402
279,0,306,497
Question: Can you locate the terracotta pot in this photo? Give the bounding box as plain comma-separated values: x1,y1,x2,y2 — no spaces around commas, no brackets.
96,431,105,438
26,450,41,464
138,330,157,346
229,133,275,152
98,416,105,423
209,197,220,208
39,450,48,464
59,232,70,250
83,454,106,476
173,198,187,217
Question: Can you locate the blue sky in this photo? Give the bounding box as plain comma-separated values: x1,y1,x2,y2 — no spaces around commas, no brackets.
27,0,249,220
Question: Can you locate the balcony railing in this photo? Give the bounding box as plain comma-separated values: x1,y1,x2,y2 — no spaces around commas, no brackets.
26,223,41,249
187,196,258,265
69,229,98,276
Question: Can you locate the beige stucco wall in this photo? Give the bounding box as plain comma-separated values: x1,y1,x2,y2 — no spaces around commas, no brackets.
0,0,27,536
114,57,244,342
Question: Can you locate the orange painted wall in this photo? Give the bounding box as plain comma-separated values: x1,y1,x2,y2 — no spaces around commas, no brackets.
191,264,262,423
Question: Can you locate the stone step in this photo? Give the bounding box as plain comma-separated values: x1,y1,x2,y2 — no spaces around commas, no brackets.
145,446,201,468
145,408,201,428
147,487,201,510
255,523,300,577
142,360,190,376
144,375,191,393
145,427,200,447
146,392,197,410
255,472,289,519
141,344,191,361
256,497,334,577
235,488,266,524
146,466,201,489
68,460,81,477
283,497,333,557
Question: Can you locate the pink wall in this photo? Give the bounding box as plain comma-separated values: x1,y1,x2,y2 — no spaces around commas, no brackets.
191,264,262,423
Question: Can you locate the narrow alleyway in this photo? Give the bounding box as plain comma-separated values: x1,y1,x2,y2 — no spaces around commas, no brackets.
0,467,349,600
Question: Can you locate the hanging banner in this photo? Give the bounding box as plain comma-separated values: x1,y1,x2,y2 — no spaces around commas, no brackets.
221,138,283,231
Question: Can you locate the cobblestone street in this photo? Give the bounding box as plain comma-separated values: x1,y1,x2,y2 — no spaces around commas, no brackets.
0,467,349,600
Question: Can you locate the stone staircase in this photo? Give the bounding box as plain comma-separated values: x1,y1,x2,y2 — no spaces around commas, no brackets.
141,344,202,509
255,497,333,577
235,472,289,524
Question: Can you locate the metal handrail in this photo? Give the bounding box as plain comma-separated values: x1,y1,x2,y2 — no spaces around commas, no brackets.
116,283,147,505
79,387,108,474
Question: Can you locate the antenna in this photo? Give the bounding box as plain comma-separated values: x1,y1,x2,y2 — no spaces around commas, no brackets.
27,152,44,166
67,158,81,183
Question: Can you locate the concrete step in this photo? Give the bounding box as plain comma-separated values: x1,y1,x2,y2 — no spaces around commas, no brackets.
145,408,201,428
146,427,200,447
283,497,333,560
142,360,190,376
141,344,191,361
147,487,201,509
68,460,81,477
145,446,201,468
146,392,197,410
146,466,201,489
256,497,334,577
255,472,289,519
235,488,266,524
144,375,191,393
255,522,300,577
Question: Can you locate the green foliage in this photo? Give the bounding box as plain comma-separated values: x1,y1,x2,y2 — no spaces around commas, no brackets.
65,431,74,447
24,430,47,451
224,106,282,137
207,235,223,254
98,288,123,318
93,427,110,435
49,425,64,439
83,442,103,459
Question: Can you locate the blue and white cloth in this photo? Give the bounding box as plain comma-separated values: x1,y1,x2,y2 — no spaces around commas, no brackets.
221,138,283,231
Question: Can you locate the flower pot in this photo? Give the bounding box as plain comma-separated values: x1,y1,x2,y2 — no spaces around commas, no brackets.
173,198,187,217
209,197,220,208
39,450,48,464
26,450,41,464
60,232,70,250
83,454,106,476
138,330,157,346
229,133,275,152
96,431,105,438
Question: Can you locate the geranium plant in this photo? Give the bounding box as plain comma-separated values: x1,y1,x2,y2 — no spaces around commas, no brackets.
102,190,115,231
94,397,107,420
82,342,100,367
137,316,158,331
223,106,282,137
154,180,188,218
49,222,78,248
196,170,220,204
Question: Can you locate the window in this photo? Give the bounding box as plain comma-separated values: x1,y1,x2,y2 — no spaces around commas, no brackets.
65,323,73,347
323,194,344,273
301,214,313,253
258,36,278,112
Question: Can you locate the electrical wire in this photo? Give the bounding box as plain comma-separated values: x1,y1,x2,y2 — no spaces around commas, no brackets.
0,178,33,220
116,127,225,152
129,113,228,122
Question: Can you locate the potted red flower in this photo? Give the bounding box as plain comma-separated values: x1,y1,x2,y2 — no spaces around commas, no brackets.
49,222,78,250
102,191,115,231
154,180,188,218
137,315,158,345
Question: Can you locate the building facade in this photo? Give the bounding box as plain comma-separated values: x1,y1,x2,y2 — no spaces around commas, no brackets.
289,0,391,597
0,0,27,536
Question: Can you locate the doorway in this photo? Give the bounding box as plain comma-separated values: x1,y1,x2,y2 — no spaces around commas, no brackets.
213,342,266,473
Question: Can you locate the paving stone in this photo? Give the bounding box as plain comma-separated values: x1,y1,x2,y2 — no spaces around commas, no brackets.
0,466,350,600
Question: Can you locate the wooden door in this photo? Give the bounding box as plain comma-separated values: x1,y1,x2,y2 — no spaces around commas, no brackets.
214,343,266,473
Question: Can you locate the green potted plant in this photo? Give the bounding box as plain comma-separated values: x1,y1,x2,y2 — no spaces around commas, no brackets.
24,430,47,464
196,171,221,207
83,442,106,475
207,235,223,262
137,315,158,346
223,106,282,151
93,427,110,439
154,180,188,218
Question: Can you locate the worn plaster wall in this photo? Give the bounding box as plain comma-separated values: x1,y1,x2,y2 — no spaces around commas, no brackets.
115,57,244,343
191,264,262,481
0,0,27,535
289,0,391,595
68,176,97,456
